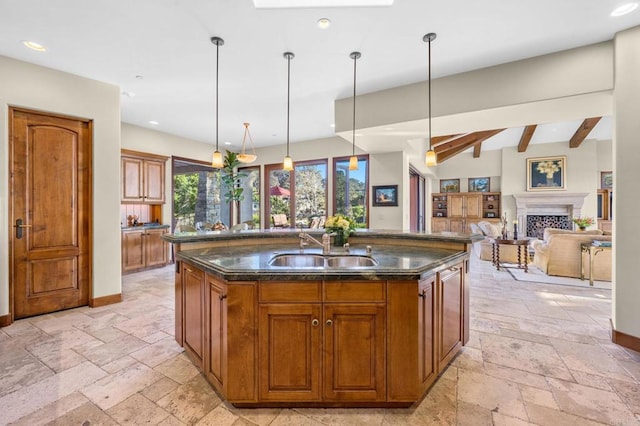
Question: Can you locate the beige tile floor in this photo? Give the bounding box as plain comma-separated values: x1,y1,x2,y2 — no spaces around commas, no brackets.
1,257,640,425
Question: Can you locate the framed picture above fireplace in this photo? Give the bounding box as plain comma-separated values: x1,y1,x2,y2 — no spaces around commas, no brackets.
526,156,566,191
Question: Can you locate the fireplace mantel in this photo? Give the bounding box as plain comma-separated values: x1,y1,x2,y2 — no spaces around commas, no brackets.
513,192,588,234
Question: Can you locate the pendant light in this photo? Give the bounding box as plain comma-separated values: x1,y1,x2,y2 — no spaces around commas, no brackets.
283,52,295,172
237,122,257,163
349,51,361,171
211,36,224,169
423,32,437,167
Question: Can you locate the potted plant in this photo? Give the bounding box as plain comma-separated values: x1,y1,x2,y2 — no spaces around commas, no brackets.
572,217,594,231
324,214,356,246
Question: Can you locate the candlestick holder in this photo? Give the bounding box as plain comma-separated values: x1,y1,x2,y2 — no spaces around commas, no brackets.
513,223,518,240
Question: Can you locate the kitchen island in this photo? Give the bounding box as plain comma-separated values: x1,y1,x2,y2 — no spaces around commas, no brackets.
164,229,482,407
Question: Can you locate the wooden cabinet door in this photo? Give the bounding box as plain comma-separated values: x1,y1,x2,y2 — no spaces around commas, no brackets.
259,304,322,401
465,194,482,219
418,277,437,392
183,265,205,368
205,275,227,391
323,304,386,401
122,230,145,272
449,218,465,233
144,159,165,203
145,229,168,267
437,264,463,372
448,194,464,217
122,156,144,202
431,218,449,232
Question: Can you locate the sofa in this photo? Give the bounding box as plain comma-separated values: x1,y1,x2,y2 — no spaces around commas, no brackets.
470,221,524,263
531,228,612,281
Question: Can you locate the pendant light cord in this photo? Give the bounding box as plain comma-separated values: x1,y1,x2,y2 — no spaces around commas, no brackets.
352,53,357,156
427,36,432,151
286,54,291,157
216,41,219,152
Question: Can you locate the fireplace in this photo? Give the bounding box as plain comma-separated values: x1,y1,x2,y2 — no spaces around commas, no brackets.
526,215,571,239
513,192,588,238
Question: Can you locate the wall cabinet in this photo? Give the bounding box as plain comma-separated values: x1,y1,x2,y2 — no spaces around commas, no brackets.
121,228,168,273
431,192,500,233
121,149,168,204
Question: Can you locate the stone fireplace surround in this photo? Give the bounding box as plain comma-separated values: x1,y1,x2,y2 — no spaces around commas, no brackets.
513,193,588,238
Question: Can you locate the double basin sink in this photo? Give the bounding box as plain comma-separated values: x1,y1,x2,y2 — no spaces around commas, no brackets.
269,253,377,268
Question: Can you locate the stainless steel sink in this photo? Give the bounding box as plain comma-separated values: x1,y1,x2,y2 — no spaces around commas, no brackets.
269,254,325,267
268,254,377,268
325,256,377,267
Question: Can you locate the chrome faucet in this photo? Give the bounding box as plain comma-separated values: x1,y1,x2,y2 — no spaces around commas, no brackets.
299,232,335,254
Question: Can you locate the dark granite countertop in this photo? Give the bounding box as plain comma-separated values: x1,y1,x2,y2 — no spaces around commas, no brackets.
121,224,170,231
176,243,468,281
164,228,483,244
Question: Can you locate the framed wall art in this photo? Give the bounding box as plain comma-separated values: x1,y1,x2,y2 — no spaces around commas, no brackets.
372,185,398,206
600,171,612,189
439,179,460,193
526,156,566,191
468,177,490,192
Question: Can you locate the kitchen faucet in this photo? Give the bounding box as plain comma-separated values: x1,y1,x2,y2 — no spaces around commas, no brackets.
299,232,335,255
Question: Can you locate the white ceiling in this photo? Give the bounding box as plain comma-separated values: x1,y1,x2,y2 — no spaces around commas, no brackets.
0,0,637,153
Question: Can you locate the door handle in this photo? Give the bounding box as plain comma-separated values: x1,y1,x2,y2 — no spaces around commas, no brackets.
14,219,32,239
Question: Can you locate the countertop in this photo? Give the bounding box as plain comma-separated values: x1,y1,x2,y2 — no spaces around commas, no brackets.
176,243,468,281
121,224,170,231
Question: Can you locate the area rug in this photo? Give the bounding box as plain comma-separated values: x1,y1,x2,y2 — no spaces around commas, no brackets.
506,264,612,290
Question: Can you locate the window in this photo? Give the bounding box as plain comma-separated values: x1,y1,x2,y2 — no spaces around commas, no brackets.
333,155,369,227
264,163,292,229
294,160,328,228
172,156,224,231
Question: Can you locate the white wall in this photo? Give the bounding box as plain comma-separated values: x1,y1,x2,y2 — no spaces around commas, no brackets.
0,55,121,316
613,26,640,339
369,152,405,230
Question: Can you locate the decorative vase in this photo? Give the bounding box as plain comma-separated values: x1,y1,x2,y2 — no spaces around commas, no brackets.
578,226,586,232
333,232,346,247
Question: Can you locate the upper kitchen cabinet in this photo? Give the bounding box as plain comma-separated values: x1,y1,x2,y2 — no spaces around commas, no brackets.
121,149,168,204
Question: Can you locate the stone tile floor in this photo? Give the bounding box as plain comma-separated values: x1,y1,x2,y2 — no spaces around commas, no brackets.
1,257,639,425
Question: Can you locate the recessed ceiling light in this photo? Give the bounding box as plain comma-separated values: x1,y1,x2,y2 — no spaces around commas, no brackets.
330,123,336,128
224,141,232,145
22,41,46,52
122,91,136,98
611,2,638,16
135,75,145,80
148,120,159,125
317,18,331,29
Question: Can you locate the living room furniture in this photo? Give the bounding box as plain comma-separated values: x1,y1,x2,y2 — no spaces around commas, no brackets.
580,241,612,286
491,238,529,272
470,221,523,263
431,192,501,233
531,229,611,281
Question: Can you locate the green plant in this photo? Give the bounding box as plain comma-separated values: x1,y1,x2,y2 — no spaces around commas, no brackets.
221,151,247,204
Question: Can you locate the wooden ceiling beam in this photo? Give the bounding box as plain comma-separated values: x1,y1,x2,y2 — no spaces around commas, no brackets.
435,129,505,154
437,129,505,163
473,144,482,158
430,134,463,147
569,117,602,148
518,125,537,152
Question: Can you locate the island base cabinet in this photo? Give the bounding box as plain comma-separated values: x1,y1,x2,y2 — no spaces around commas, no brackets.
324,304,386,402
182,265,204,369
438,264,464,371
259,304,322,401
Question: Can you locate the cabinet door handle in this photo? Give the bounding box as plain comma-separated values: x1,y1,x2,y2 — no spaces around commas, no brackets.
326,319,333,327
312,319,319,326
418,291,425,298
219,294,227,300
14,218,32,239
185,267,193,273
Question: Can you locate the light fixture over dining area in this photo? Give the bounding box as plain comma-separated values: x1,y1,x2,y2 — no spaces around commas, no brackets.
283,51,295,172
211,36,225,169
237,122,257,163
348,51,361,171
423,32,437,167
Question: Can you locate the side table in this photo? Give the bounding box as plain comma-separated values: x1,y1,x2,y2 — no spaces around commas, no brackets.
491,239,530,272
580,242,612,286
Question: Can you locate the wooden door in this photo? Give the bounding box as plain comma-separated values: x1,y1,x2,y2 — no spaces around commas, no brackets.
465,194,483,219
122,230,145,272
145,229,167,267
183,265,204,368
9,108,91,319
144,159,165,203
438,265,463,372
449,218,465,233
448,195,464,217
418,278,437,392
121,156,144,202
205,275,227,391
431,218,449,232
259,303,322,401
323,304,386,401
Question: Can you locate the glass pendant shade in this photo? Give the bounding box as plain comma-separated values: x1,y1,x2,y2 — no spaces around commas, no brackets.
349,155,358,170
237,122,257,163
212,150,224,168
283,155,293,171
425,149,437,167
